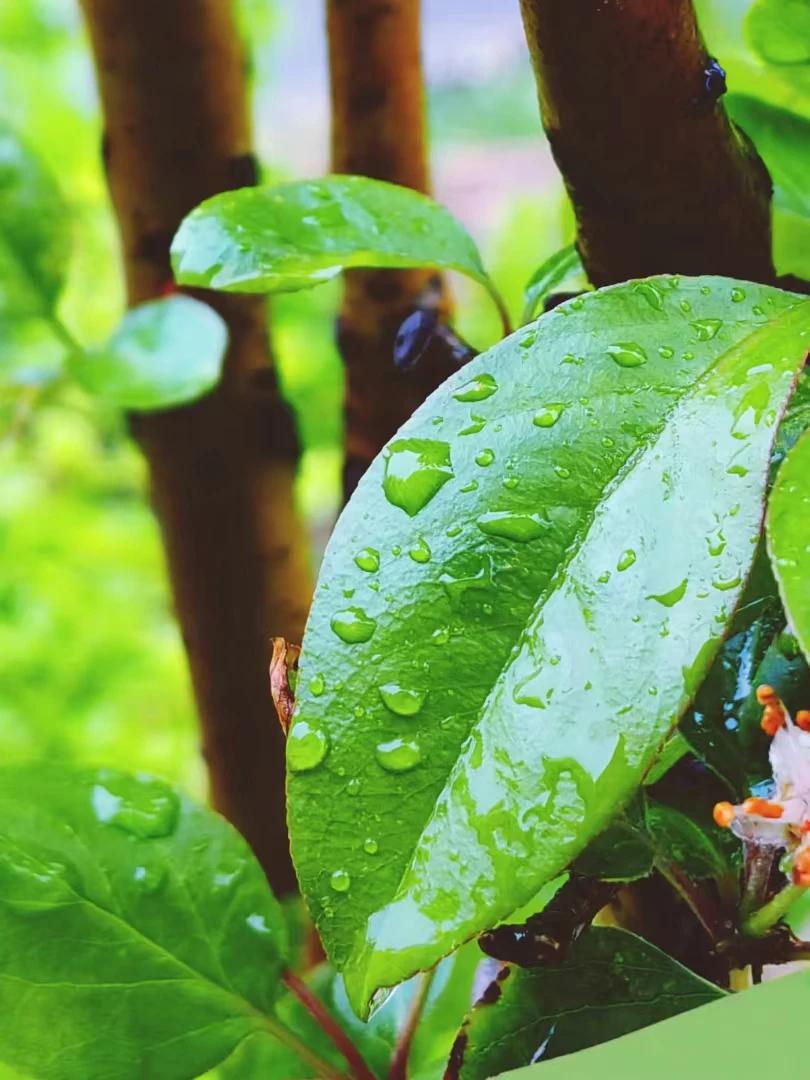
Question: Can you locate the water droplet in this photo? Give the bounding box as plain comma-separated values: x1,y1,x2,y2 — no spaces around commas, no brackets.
533,404,564,428
331,607,377,643
378,682,426,716
355,547,380,573
363,838,379,855
309,673,325,697
679,299,692,314
459,413,486,436
597,571,610,584
475,448,495,467
446,524,462,538
477,511,549,542
91,774,178,839
520,330,537,349
617,549,637,572
383,438,453,516
431,626,450,645
658,346,674,359
554,465,571,479
246,913,274,937
376,738,422,772
712,574,742,592
440,550,492,601
409,537,432,563
330,869,351,893
347,778,361,796
607,342,647,368
132,864,166,894
706,529,726,557
460,480,479,493
502,476,519,490
691,318,722,341
634,281,664,310
287,721,329,772
682,351,695,361
752,305,765,317
601,435,616,448
647,578,688,607
453,373,498,402
731,287,746,303
391,545,401,557
727,464,748,477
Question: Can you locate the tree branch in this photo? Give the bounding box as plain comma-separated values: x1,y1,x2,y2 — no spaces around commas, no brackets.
328,0,459,498
80,0,312,893
519,0,775,285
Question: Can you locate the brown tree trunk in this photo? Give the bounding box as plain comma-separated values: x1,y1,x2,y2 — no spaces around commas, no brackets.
328,0,457,498
519,0,775,286
80,0,311,894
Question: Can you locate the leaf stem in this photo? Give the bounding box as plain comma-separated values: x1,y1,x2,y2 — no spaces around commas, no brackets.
389,969,435,1080
263,1012,350,1080
742,883,807,938
47,312,82,356
283,969,376,1080
485,280,513,338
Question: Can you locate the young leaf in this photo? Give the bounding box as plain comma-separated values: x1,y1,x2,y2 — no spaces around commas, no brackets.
745,0,810,67
521,245,587,324
767,429,810,663
727,96,810,220
453,927,724,1079
287,276,810,1016
67,295,227,411
171,176,507,327
0,121,70,321
0,763,303,1080
496,966,809,1080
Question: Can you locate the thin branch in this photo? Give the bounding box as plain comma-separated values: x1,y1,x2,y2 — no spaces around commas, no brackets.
283,970,376,1080
389,969,435,1080
264,1011,350,1080
743,883,807,938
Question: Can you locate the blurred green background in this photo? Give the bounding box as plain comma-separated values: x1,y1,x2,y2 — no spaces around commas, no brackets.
1,0,807,805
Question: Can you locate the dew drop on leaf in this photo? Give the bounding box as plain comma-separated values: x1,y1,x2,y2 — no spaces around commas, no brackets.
330,869,351,893
475,448,495,467
287,721,329,772
607,342,647,368
616,549,637,572
408,537,432,563
375,738,422,772
354,547,380,573
658,346,674,359
382,438,454,516
477,511,549,542
453,373,498,402
731,288,746,303
378,682,427,716
90,775,179,839
309,673,326,697
647,578,688,607
533,404,564,428
363,838,379,855
330,607,377,643
712,574,742,592
633,281,664,310
691,318,723,341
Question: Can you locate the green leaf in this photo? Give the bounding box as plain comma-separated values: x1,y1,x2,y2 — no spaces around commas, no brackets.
496,966,809,1080
171,176,505,325
0,120,70,322
746,0,810,66
288,276,810,1016
573,796,653,882
454,927,724,1079
67,295,227,411
768,429,810,663
0,763,300,1080
521,245,587,323
727,95,810,219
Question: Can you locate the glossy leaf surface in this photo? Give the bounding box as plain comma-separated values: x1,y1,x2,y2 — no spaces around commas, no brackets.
172,176,491,297
455,928,723,1079
768,430,810,663
521,245,586,323
0,120,70,321
288,277,810,1015
68,295,227,411
498,966,809,1080
0,764,291,1079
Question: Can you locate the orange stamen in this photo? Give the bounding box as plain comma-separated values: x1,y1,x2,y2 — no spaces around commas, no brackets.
742,797,784,819
793,848,810,887
713,801,735,828
756,684,778,706
761,703,786,737
797,710,810,733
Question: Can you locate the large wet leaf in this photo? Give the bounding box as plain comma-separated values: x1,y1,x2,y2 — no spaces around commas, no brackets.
67,295,227,411
287,277,810,1016
768,429,810,662
0,121,70,322
171,175,498,308
454,928,723,1079
0,764,293,1079
497,966,810,1080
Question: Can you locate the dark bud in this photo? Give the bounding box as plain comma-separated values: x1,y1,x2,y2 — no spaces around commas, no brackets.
393,307,440,372
699,58,727,106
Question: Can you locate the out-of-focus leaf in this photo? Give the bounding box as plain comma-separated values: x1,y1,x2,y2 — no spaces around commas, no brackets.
171,176,502,317
454,927,724,1079
496,967,809,1079
768,430,810,663
287,277,810,1016
727,95,810,219
67,295,227,411
746,0,810,66
0,120,70,322
0,763,295,1080
521,245,586,323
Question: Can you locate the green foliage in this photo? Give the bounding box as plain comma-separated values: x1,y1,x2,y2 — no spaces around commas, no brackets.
171,176,505,321
0,764,298,1080
727,95,810,220
498,966,810,1080
455,928,724,1078
746,0,810,67
288,276,810,1015
521,244,587,323
768,430,810,663
68,296,228,411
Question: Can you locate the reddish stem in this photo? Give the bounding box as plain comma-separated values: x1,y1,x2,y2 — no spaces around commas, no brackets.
283,969,376,1080
389,970,433,1080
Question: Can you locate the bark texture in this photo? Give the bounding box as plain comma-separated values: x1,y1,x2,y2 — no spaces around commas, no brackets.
519,0,775,285
328,0,457,497
81,0,311,893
